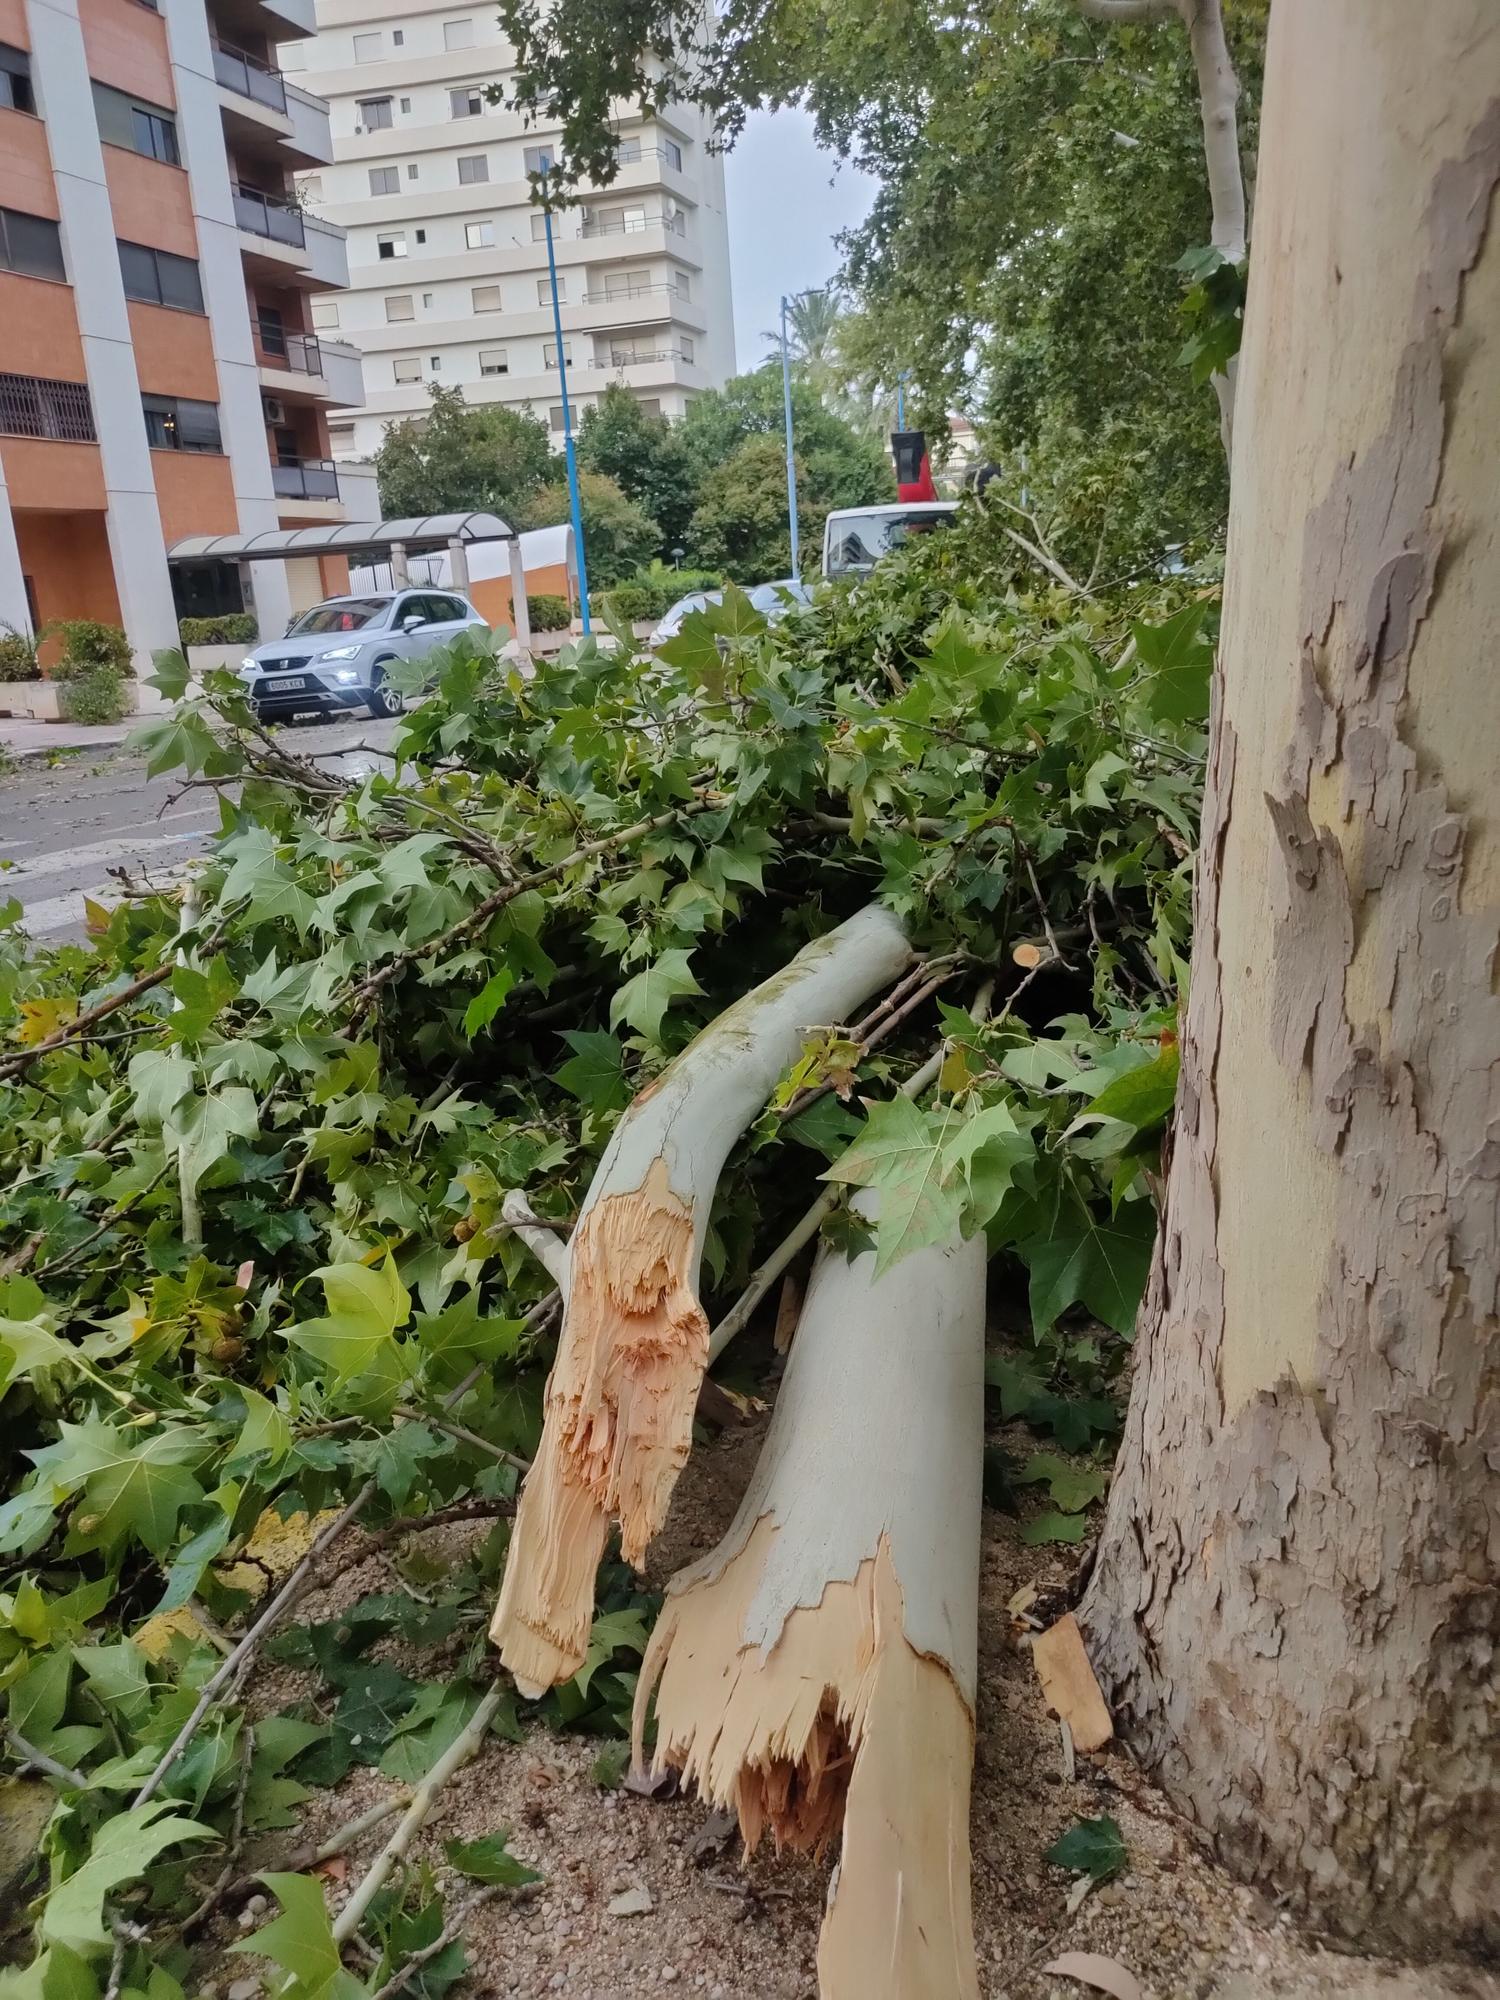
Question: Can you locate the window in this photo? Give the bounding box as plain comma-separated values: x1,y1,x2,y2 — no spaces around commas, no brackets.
429,355,441,370
281,41,307,71
0,44,34,115
385,294,414,321
421,291,434,306
93,85,179,165
357,96,393,130
672,270,691,300
536,275,564,305
353,33,381,61
464,219,493,249
377,232,407,260
548,404,566,432
406,163,418,179
310,299,339,329
118,240,203,312
392,29,404,45
638,398,662,417
450,86,483,119
457,154,488,185
0,372,95,441
604,268,649,300
0,206,64,282
399,97,411,113
523,144,554,175
679,335,694,362
330,421,355,447
302,176,322,200
472,284,501,312
369,166,399,196
662,137,683,170
142,393,222,453
415,228,426,243
393,356,420,383
479,348,508,375
543,340,571,368
443,19,474,48
530,213,548,241
615,137,642,165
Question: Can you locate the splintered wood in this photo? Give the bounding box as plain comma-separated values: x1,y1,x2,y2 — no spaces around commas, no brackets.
632,1200,987,2000
1032,1613,1114,1753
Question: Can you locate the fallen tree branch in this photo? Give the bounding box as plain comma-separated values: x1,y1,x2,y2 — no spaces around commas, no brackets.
501,1190,571,1287
6,1728,88,1790
0,923,226,1080
365,1885,512,2000
214,1796,408,1920
332,1682,508,1942
491,904,915,1694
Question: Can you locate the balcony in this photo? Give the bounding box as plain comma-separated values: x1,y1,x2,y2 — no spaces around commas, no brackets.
234,191,348,290
580,280,689,307
271,456,339,501
256,319,321,372
234,184,305,249
214,42,287,116
257,326,365,409
578,207,687,241
591,345,694,369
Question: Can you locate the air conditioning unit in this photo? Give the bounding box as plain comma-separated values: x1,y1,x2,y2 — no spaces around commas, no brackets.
262,396,286,424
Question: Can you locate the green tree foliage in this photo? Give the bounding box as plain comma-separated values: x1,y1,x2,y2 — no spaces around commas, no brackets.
373,385,555,520
521,468,660,585
575,385,696,548
686,436,830,581
494,0,1266,565
0,508,1214,1995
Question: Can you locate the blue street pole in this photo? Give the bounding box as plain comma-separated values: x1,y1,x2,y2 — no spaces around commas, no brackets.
896,369,912,429
779,295,800,576
539,161,591,633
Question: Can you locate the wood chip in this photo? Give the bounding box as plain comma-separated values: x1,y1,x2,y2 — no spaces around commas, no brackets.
1032,1614,1113,1752
1059,1716,1076,1784
1042,1950,1142,2000
773,1263,806,1353
1007,1581,1039,1619
1012,940,1047,969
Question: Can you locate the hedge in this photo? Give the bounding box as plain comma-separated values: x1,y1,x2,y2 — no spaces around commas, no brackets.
180,613,258,647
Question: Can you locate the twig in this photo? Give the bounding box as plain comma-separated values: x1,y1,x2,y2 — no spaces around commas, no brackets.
500,1190,570,1287
365,1886,507,2000
216,1797,408,1919
0,923,227,1079
1023,855,1070,967
7,1728,88,1789
0,1230,46,1279
179,1721,256,1937
332,1682,508,1942
36,1162,173,1281
392,1408,530,1474
778,967,957,1126
367,1496,516,1545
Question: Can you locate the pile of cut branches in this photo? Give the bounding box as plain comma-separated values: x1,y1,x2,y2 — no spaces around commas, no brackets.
0,511,1213,2000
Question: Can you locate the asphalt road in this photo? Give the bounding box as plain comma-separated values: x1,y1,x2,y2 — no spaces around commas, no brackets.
0,713,398,938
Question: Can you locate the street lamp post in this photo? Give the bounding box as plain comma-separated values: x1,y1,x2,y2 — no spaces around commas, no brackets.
896,368,912,430
538,160,591,634
779,295,800,576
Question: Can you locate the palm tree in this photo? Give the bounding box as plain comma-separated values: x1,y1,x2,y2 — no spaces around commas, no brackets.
760,287,845,376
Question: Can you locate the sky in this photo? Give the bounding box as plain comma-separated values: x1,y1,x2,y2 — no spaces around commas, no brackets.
722,108,877,375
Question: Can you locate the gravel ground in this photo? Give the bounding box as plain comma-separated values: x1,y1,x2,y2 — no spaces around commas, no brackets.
203,1369,1500,2000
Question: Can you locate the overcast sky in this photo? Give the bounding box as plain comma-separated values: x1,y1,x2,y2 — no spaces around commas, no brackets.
721,108,877,375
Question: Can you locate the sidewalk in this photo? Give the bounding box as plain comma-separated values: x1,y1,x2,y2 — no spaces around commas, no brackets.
0,718,136,763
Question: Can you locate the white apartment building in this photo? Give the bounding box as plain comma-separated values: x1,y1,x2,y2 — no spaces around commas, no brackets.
281,0,736,460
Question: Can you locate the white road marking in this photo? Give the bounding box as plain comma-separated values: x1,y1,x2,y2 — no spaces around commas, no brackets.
18,863,197,936
10,831,208,884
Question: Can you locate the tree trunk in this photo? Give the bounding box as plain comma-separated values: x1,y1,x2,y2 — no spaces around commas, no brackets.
635,1198,986,2000
491,904,913,1694
1082,0,1500,1952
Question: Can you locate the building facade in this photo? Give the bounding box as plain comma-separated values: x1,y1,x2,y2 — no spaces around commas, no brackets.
0,0,371,684
285,0,735,461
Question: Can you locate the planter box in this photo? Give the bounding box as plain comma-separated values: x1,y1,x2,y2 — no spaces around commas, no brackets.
0,680,62,721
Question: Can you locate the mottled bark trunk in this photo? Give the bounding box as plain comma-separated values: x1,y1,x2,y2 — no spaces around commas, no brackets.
1082,0,1500,1954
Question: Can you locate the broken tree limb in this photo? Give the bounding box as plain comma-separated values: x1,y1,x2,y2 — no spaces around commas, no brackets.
634,1194,987,2000
501,1190,571,1287
491,902,914,1693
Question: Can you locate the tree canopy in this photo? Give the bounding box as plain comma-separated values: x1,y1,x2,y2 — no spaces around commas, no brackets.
575,385,697,549
520,468,662,584
372,385,555,521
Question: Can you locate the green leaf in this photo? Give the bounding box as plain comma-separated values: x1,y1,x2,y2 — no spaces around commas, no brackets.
233,1872,366,2000
44,1420,207,1558
288,1256,411,1392
413,1292,521,1388
1045,1814,1127,1883
1024,1201,1156,1338
1134,600,1214,725
1074,1044,1179,1133
236,1386,292,1467
608,949,703,1044
378,1683,482,1783
1015,1452,1108,1514
173,1087,259,1199
8,1650,71,1745
41,1803,214,1953
153,1515,233,1614
823,1096,963,1275
570,1606,650,1700
462,968,515,1039
127,1051,194,1130
551,1029,630,1112
1022,1510,1091,1546
365,1420,444,1507
443,1832,542,1888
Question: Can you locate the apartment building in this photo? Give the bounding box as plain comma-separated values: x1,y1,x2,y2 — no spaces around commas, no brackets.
285,0,735,460
0,0,372,684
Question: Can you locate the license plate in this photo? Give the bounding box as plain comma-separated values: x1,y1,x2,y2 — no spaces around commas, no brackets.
264,676,307,693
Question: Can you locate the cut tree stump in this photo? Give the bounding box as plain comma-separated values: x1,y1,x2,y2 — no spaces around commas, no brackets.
633,1195,986,2000
491,905,913,1693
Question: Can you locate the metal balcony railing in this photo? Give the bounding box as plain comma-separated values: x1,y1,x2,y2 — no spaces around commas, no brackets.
272,457,339,500
233,185,306,249
213,43,288,116
0,372,96,442
257,322,324,375
580,280,690,306
578,209,687,240
591,346,693,368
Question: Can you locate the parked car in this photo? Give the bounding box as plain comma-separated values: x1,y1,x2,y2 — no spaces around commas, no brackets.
651,577,814,644
237,589,487,722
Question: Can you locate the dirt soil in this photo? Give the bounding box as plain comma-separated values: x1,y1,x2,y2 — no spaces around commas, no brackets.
213,1363,1500,2000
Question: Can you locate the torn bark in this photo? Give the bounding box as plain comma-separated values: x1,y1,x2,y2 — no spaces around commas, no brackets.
1083,4,1500,1947
634,1199,986,1999
491,904,914,1692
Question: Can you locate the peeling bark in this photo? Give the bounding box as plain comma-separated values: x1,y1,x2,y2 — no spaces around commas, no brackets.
491,905,914,1692
1083,3,1500,1949
634,1204,987,2000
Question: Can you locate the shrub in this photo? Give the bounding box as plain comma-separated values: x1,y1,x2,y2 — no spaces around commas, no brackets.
603,568,723,624
0,626,38,683
603,582,661,623
46,620,133,680
179,613,257,647
57,666,128,725
527,593,572,632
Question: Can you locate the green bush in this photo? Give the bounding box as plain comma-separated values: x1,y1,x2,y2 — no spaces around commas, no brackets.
603,568,723,623
57,666,128,725
602,582,660,623
45,619,133,680
0,626,38,683
179,613,257,647
527,593,572,632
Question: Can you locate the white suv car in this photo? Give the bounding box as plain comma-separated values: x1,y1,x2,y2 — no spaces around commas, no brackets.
238,589,487,722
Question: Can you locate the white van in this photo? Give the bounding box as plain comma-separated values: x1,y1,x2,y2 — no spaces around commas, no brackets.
821,501,960,581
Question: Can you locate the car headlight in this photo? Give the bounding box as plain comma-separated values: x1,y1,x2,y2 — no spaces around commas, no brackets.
317,644,363,661
331,669,360,685
238,658,258,675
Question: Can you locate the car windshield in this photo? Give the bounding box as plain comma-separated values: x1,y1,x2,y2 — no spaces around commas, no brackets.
825,510,957,576
288,597,391,636
748,580,809,611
